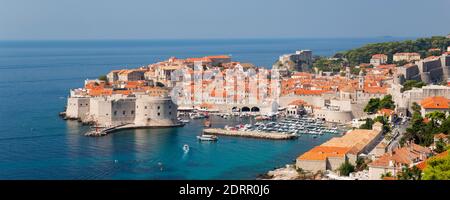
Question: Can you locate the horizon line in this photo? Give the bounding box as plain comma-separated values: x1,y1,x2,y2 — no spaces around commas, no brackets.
0,35,431,42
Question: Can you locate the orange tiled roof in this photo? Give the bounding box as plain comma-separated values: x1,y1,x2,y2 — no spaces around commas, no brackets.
424,56,440,61
206,55,230,59
376,64,396,69
378,108,395,116
88,88,113,96
294,89,329,96
370,143,431,168
420,96,450,109
416,151,448,170
288,99,308,106
298,127,382,161
372,54,387,59
434,133,448,140
364,87,387,94
185,57,213,63
297,146,351,161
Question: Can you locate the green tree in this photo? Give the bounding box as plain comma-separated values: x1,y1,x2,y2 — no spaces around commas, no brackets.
341,36,450,66
426,111,446,127
351,67,361,75
355,157,368,171
379,95,395,110
98,75,108,82
359,118,374,130
364,98,380,114
338,161,355,176
374,116,391,133
363,95,395,115
435,139,447,153
397,166,422,180
402,80,426,92
401,107,437,146
312,57,344,72
422,154,450,180
411,102,421,113
380,172,392,179
439,118,450,134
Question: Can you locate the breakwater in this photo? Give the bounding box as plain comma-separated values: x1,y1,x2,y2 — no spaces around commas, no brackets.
203,128,297,140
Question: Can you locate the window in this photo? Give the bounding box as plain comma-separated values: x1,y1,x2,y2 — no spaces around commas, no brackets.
145,114,147,116
123,111,126,115
131,110,134,115
114,111,117,116
145,106,147,109
169,112,172,115
80,104,82,106
169,105,171,109
158,112,160,116
157,106,160,110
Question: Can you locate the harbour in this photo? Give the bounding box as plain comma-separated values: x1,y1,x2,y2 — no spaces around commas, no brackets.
0,38,395,179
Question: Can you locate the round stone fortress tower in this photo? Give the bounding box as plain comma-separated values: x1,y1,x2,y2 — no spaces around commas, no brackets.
134,95,180,127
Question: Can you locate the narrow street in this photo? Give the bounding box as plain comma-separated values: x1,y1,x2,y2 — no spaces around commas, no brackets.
387,117,409,151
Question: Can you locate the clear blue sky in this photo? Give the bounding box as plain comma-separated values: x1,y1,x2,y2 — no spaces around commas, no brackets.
0,0,449,40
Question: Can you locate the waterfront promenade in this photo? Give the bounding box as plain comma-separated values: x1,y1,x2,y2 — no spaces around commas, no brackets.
203,128,297,140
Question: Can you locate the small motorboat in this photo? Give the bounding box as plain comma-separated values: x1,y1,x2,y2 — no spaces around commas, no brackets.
180,119,190,123
183,144,190,153
197,135,218,142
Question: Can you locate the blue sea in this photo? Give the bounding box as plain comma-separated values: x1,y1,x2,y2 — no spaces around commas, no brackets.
0,38,406,179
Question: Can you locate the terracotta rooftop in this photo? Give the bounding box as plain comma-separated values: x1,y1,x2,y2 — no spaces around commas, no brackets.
378,108,395,116
288,99,309,106
420,96,450,109
322,128,381,153
206,55,231,59
369,143,431,168
371,54,388,59
298,125,382,161
434,133,448,140
416,151,448,170
297,146,351,161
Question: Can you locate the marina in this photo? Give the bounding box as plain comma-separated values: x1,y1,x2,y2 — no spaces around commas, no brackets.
203,128,297,140
233,117,344,136
0,38,377,180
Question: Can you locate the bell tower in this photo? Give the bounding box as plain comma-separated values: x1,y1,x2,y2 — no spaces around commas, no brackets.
358,70,364,90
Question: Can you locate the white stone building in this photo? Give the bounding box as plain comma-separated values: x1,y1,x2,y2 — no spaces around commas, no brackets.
370,54,388,66
66,94,180,127
393,52,421,63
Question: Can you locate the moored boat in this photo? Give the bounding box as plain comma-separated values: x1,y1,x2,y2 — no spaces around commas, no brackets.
197,134,218,141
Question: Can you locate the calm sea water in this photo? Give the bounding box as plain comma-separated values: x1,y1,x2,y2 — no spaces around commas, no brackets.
0,38,405,179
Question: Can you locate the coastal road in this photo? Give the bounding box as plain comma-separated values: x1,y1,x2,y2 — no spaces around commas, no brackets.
387,118,409,152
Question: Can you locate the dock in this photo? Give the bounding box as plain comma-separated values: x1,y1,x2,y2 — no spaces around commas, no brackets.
84,123,132,137
84,123,185,137
203,128,297,140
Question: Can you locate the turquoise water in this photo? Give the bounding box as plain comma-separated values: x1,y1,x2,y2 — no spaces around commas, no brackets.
0,38,405,179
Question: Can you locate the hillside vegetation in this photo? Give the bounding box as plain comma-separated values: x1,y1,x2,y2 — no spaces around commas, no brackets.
340,36,450,65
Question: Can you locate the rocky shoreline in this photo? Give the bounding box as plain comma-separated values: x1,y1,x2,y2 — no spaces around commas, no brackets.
259,164,324,180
